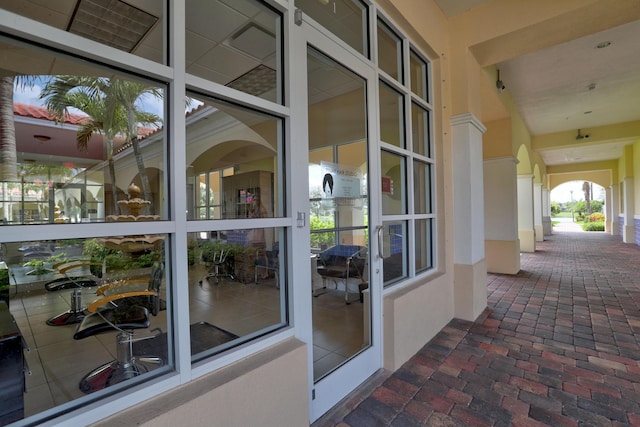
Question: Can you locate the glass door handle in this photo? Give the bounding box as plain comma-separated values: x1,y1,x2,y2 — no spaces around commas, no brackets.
377,225,389,259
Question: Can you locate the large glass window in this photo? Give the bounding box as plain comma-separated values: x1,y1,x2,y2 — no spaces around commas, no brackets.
185,93,286,361
2,235,171,411
186,0,283,104
0,37,166,224
378,40,435,287
0,31,171,423
295,0,369,57
186,227,286,362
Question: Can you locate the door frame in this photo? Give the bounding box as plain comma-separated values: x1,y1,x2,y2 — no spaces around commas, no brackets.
288,16,384,422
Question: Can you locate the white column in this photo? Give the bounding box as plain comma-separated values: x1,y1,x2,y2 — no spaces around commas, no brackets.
623,177,635,243
517,174,535,252
609,184,619,236
484,156,520,274
451,113,487,321
542,188,552,235
534,183,543,242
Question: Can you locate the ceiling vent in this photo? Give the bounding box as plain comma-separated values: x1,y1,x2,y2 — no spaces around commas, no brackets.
67,0,158,52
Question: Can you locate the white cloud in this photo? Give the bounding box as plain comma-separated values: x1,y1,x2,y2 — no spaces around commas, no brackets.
551,181,604,203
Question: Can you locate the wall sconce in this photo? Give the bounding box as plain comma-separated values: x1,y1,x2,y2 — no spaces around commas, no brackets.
33,134,51,143
496,69,505,92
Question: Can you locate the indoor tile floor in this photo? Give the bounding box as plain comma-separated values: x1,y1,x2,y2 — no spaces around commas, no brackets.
7,263,364,418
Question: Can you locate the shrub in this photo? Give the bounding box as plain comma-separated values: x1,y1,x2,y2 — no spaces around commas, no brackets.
588,212,605,222
582,221,604,231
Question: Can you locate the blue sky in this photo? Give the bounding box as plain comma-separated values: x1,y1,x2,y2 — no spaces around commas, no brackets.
13,76,165,121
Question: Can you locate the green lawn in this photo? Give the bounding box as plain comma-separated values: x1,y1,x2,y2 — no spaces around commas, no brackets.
553,212,574,218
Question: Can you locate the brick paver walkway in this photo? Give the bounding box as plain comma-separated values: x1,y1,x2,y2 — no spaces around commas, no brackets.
316,229,640,426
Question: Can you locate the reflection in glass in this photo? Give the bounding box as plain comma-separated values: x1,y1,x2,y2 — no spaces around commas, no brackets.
379,81,405,148
381,151,406,215
187,228,286,361
1,235,170,413
185,95,281,220
411,102,431,157
413,160,432,214
0,36,166,225
0,1,165,63
377,19,402,82
307,47,370,381
296,0,369,57
186,0,282,103
415,218,433,273
410,49,429,101
382,220,407,285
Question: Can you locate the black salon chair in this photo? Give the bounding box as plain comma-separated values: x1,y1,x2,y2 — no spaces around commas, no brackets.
72,262,165,393
45,260,103,326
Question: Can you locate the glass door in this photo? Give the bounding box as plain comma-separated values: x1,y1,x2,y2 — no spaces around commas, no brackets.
292,21,381,421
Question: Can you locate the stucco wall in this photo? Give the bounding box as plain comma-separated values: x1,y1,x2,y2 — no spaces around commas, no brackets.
91,339,309,427
382,273,454,371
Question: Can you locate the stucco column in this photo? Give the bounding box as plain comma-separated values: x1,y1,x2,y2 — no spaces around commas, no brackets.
451,113,487,321
517,174,535,252
609,184,619,236
534,183,543,242
484,156,520,274
623,177,635,243
542,188,552,235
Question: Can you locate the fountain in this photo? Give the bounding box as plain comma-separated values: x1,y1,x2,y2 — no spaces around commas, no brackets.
101,183,163,253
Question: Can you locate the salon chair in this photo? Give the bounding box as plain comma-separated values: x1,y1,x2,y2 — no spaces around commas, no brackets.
45,261,103,326
72,262,165,393
199,249,233,285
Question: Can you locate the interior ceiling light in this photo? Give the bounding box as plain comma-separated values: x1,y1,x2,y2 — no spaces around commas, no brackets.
596,41,612,49
228,24,276,61
67,0,158,52
496,69,505,92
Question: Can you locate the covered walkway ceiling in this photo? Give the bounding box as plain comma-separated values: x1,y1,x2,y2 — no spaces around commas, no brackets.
435,0,640,167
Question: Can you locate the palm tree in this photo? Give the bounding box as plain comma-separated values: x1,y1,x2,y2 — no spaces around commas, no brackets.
0,76,36,182
41,76,162,214
41,76,126,214
110,80,163,209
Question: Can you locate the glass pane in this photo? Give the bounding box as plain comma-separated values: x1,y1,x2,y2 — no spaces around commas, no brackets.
296,0,369,57
377,19,402,82
186,0,282,103
411,102,431,157
379,81,405,148
381,151,406,215
185,95,281,220
187,227,286,361
1,36,167,225
415,218,433,273
307,47,370,381
0,1,165,64
1,235,170,418
410,49,428,101
413,160,432,214
382,220,407,286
